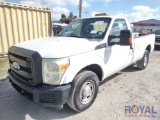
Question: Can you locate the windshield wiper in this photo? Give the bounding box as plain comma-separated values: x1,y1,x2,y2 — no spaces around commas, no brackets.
66,35,83,38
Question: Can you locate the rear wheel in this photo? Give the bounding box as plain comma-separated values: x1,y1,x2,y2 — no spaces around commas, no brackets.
137,50,149,70
67,71,99,112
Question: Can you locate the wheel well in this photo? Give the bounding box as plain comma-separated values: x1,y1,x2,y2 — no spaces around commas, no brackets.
81,64,103,81
146,45,151,53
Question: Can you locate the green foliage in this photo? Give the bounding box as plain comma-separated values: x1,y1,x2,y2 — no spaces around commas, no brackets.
60,12,77,24
0,58,9,80
61,14,66,19
68,12,74,20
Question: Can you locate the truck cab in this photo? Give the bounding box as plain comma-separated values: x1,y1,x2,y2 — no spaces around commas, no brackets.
8,15,155,112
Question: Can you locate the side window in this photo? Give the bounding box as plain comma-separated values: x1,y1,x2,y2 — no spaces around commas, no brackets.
108,19,128,46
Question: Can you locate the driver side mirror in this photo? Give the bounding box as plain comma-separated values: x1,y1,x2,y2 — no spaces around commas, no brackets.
120,30,132,46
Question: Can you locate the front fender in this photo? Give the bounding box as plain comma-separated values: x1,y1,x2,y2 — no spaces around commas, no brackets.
60,53,105,85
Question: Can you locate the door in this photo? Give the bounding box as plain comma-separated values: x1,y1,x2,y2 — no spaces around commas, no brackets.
104,19,133,78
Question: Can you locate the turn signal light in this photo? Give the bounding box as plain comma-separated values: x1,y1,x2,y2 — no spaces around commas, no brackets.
128,38,132,43
60,63,69,72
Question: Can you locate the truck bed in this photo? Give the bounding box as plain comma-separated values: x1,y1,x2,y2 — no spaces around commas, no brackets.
132,34,155,63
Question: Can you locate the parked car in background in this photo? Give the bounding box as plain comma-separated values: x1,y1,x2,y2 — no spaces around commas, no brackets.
52,23,67,36
152,30,160,45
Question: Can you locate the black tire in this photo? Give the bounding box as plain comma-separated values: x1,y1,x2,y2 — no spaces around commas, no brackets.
67,70,99,112
137,50,149,70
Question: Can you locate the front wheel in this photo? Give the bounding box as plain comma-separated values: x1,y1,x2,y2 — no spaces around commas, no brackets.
67,71,99,112
137,50,149,70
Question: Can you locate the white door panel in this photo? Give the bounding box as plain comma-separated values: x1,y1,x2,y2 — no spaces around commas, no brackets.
104,45,133,78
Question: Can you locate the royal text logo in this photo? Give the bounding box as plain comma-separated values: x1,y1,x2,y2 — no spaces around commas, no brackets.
125,105,157,118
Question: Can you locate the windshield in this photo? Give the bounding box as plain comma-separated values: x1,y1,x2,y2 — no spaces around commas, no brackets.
59,18,111,40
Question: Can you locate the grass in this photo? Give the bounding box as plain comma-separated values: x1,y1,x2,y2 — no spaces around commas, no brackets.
0,57,9,80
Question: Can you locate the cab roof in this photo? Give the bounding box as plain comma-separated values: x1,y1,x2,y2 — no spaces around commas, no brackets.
79,16,127,20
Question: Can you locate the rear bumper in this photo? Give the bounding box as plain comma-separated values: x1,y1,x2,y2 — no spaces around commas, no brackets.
8,70,71,109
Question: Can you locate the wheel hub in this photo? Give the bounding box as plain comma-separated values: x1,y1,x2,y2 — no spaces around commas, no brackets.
80,81,95,104
82,86,92,98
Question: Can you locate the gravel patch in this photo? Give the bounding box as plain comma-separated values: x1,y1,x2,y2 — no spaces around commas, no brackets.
0,57,9,80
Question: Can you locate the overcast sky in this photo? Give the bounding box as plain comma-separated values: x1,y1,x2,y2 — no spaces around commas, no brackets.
3,0,160,22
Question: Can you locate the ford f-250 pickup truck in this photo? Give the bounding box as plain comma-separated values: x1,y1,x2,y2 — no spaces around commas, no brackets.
8,15,155,112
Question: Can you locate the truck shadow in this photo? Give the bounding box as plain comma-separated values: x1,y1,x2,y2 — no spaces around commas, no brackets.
121,66,140,72
100,73,122,86
100,66,140,86
0,79,77,120
154,45,160,51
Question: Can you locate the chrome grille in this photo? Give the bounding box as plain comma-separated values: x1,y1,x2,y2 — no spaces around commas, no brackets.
9,52,34,84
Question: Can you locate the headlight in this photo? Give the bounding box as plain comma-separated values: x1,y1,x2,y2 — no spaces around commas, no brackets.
42,57,69,85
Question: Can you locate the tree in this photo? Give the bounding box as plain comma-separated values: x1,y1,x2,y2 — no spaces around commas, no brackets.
61,14,66,19
73,16,77,20
60,12,77,24
64,19,71,24
60,14,67,23
68,12,74,20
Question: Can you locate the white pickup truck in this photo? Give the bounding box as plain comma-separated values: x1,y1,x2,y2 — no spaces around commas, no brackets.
8,15,155,112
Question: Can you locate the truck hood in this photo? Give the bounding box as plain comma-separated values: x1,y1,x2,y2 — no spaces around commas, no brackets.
14,37,99,58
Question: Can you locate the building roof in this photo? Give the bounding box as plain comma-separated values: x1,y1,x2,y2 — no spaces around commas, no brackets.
132,19,160,26
132,19,160,24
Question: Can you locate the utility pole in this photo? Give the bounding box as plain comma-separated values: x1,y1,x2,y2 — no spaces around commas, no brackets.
78,0,82,18
85,11,89,17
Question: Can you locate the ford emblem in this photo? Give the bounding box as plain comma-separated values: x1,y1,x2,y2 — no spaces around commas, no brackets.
13,62,20,71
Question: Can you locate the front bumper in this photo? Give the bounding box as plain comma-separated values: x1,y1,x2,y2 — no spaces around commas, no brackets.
8,70,71,109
